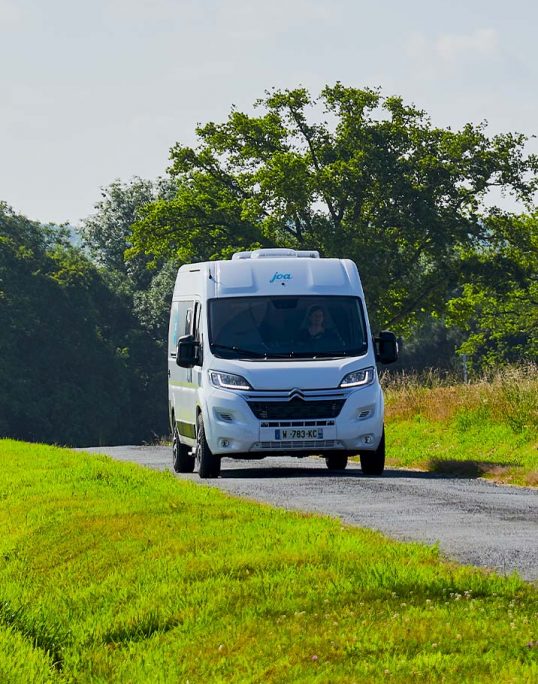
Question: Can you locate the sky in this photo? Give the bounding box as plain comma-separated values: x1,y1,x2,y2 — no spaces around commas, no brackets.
1,0,537,225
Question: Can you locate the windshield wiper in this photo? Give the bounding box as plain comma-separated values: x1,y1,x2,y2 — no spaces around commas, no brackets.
282,349,365,359
211,344,266,358
309,349,366,358
263,351,298,358
260,351,340,359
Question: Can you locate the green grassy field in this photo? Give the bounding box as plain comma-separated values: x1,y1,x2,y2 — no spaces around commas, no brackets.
0,440,537,683
384,367,538,487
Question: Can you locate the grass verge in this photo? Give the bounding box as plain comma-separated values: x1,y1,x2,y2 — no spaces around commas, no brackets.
384,367,538,487
0,439,537,683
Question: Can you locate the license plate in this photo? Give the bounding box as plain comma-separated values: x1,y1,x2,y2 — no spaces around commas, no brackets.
275,428,324,440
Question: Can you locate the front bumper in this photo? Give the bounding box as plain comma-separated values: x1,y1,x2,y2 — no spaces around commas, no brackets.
202,384,384,456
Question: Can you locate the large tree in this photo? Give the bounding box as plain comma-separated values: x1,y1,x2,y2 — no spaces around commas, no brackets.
130,84,538,332
447,212,538,367
80,177,179,341
0,203,167,445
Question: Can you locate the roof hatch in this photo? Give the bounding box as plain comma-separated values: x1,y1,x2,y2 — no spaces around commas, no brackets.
232,248,320,260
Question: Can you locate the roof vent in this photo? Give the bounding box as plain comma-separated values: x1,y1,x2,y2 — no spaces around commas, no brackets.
232,249,319,260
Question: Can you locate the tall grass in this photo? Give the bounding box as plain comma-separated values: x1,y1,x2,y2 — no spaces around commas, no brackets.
383,364,537,428
0,440,536,683
382,365,538,485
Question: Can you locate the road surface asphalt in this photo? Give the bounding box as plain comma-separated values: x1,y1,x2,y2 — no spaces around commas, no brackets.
80,445,538,582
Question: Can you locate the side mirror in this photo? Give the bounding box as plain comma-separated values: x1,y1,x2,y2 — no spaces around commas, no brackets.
375,331,398,364
176,334,198,368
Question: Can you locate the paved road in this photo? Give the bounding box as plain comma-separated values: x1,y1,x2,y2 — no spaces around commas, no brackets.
80,446,538,582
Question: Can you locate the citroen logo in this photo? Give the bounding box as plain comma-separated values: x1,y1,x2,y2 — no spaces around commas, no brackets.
289,388,305,400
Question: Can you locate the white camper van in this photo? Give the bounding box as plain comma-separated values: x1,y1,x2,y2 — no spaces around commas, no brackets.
168,249,398,478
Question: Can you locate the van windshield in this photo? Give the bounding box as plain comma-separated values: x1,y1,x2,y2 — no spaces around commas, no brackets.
208,296,368,359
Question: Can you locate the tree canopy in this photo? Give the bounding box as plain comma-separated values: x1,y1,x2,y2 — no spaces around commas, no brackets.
80,177,179,341
447,212,538,367
131,84,538,334
0,202,167,445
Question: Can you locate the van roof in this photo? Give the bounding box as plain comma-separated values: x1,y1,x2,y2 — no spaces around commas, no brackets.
174,251,363,299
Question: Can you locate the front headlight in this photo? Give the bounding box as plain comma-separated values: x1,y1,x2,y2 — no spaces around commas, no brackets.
209,370,252,391
339,366,375,388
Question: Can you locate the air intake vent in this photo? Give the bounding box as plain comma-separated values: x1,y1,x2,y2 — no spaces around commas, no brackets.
248,398,345,420
254,440,338,450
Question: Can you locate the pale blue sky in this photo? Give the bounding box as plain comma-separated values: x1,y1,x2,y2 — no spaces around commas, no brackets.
1,0,537,224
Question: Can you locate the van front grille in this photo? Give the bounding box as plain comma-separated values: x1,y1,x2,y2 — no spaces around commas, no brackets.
253,440,338,450
261,420,333,428
248,398,345,420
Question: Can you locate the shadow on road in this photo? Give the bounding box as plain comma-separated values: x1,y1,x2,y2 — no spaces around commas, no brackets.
427,458,520,479
218,464,456,480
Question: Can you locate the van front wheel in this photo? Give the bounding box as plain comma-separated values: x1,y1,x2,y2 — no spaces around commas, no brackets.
196,415,221,479
172,424,195,473
359,430,385,476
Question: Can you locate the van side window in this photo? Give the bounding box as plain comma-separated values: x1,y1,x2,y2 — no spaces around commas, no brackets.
169,301,194,355
193,302,202,344
185,307,193,336
193,302,203,366
168,304,180,356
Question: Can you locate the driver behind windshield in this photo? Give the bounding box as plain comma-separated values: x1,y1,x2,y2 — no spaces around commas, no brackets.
209,296,363,358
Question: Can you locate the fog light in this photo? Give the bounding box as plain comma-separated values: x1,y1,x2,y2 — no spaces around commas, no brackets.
360,434,374,444
219,438,231,448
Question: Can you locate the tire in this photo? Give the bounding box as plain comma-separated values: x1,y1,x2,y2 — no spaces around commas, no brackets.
360,429,385,476
172,423,195,473
196,414,221,479
325,454,348,471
